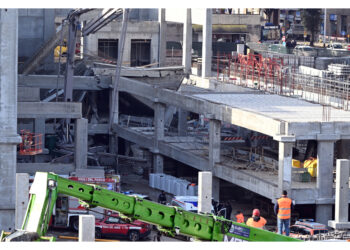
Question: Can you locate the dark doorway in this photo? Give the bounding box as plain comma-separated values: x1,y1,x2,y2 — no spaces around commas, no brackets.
98,39,118,60
130,39,151,66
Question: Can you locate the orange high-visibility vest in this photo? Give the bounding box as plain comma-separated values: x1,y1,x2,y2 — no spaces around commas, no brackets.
246,217,266,229
236,213,245,223
277,197,292,219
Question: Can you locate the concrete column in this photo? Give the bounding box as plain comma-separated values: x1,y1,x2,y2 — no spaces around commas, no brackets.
0,9,22,232
34,118,45,148
75,118,88,169
153,103,165,173
334,160,349,222
15,173,29,229
316,139,335,226
202,8,212,78
198,171,212,214
178,109,188,136
78,215,95,242
209,118,221,169
212,176,220,202
158,8,166,67
182,9,192,74
278,141,294,196
34,118,45,162
328,159,350,229
153,154,164,173
123,37,131,67
336,139,350,160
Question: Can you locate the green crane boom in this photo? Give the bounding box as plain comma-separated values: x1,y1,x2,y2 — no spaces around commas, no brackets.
0,172,300,242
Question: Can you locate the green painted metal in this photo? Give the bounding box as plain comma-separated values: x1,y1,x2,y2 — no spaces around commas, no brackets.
2,172,302,242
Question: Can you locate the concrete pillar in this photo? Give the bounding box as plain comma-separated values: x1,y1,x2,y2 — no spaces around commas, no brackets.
334,160,349,222
158,8,166,67
278,141,294,196
198,171,212,214
336,139,350,160
153,103,165,173
182,9,192,75
212,176,220,202
209,118,221,169
178,109,188,136
78,215,95,242
75,118,88,169
153,154,164,173
154,103,165,145
316,139,335,226
328,159,350,229
202,8,212,78
15,173,29,229
34,118,45,162
0,9,22,232
34,118,45,149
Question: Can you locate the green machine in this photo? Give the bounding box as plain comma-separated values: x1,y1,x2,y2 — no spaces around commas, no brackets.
0,172,300,242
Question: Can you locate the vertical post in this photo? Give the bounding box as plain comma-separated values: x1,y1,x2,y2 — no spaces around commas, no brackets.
209,119,221,169
110,9,129,129
335,159,349,222
15,173,29,229
198,172,212,214
178,109,188,136
75,118,88,169
158,8,167,67
182,8,192,74
316,137,335,226
34,118,45,162
328,159,350,229
217,51,219,80
0,9,22,232
153,103,165,173
202,8,212,78
79,215,95,242
277,136,295,196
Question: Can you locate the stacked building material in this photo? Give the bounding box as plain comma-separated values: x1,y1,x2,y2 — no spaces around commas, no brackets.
299,65,332,78
328,64,350,76
149,173,198,196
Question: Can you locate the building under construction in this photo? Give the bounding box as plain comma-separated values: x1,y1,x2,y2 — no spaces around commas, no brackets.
1,8,350,242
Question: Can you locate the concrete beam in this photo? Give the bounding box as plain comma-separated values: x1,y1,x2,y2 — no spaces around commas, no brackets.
18,102,82,119
18,74,111,90
16,163,75,175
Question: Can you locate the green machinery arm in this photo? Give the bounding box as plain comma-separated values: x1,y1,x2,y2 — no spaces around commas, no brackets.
1,172,300,242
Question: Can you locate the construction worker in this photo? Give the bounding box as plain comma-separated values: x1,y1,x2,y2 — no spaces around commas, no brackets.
235,211,245,223
274,190,294,236
158,191,167,205
246,209,267,229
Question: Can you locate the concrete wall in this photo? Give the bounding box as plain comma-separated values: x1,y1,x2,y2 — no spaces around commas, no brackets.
212,14,264,25
86,21,159,66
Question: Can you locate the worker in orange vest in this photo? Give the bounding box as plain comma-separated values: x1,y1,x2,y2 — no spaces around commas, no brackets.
274,190,294,236
246,209,266,229
235,211,245,223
